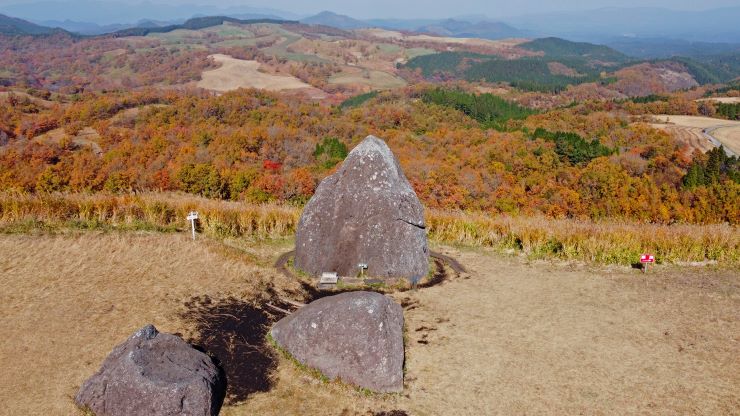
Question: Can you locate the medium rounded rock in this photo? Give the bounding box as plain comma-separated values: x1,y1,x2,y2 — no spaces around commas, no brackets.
295,135,428,280
270,291,404,392
75,325,225,416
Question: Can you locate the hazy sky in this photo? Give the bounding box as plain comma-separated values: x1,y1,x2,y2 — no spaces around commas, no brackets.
2,0,739,19
260,0,740,18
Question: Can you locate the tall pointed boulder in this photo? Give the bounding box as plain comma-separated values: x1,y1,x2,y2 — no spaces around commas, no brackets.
295,135,428,279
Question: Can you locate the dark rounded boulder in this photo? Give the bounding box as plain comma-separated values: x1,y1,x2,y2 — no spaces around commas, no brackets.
75,325,225,416
295,135,428,280
270,291,404,392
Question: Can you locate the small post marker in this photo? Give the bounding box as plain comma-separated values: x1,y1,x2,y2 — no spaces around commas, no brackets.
187,211,199,241
358,263,368,278
319,272,338,290
640,253,655,273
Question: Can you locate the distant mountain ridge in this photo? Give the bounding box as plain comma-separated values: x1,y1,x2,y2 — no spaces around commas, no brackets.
0,13,65,35
0,0,301,25
107,15,296,37
301,11,365,30
507,7,740,43
416,19,523,40
300,11,524,40
38,18,174,35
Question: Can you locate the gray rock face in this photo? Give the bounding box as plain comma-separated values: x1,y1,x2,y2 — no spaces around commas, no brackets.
295,135,428,279
75,325,225,416
271,291,404,392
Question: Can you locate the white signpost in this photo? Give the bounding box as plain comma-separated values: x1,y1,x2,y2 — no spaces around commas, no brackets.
358,263,368,278
640,253,655,273
187,211,199,241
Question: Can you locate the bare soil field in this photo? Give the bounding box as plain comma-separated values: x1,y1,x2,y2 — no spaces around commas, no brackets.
1,231,738,415
650,115,740,155
197,54,326,98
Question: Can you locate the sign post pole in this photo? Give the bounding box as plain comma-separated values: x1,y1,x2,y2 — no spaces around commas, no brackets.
187,211,199,241
640,254,655,273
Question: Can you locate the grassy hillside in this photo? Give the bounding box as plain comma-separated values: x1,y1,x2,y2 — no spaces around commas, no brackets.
108,16,295,37
403,51,614,92
404,38,740,93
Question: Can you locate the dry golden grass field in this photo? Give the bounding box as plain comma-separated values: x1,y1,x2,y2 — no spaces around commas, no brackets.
197,54,326,98
1,231,738,415
650,115,740,155
329,67,407,90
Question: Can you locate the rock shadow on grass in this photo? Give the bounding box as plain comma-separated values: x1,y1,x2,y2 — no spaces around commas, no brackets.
181,295,279,404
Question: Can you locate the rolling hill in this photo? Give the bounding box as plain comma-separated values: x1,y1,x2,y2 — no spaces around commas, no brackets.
301,11,366,30
0,13,64,35
107,15,294,37
519,37,630,63
416,19,523,40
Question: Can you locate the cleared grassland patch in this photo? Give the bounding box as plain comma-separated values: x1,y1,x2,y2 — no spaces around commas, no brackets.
650,114,740,154
202,23,256,38
711,125,740,155
357,28,527,49
696,97,740,104
651,115,740,129
197,54,320,94
329,67,407,89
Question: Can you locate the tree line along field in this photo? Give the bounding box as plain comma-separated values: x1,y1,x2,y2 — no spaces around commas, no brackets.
0,85,738,226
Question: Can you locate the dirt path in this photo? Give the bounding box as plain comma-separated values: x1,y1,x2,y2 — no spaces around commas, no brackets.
0,234,737,415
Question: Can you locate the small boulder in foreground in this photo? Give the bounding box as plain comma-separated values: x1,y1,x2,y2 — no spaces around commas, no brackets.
271,291,404,392
75,324,225,416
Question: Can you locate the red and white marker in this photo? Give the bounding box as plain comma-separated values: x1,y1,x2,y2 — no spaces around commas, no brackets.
640,254,655,272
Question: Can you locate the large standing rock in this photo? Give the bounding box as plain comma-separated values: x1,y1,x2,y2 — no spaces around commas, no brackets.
75,325,225,416
295,135,428,279
270,291,404,392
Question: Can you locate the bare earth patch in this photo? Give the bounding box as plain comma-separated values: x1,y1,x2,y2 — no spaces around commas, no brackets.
197,54,326,98
0,233,738,415
650,115,740,155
